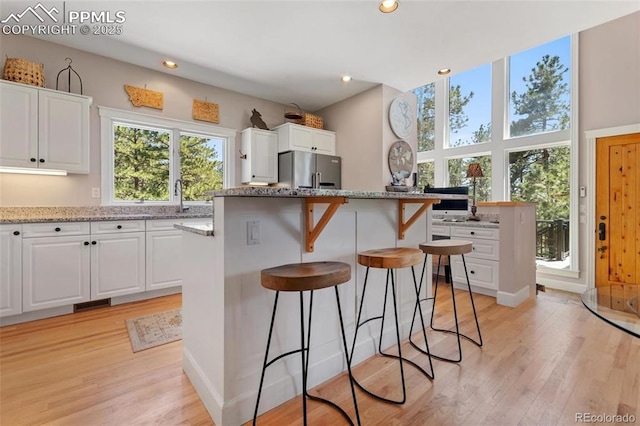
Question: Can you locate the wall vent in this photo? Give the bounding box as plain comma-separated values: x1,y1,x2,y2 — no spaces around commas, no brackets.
74,298,111,312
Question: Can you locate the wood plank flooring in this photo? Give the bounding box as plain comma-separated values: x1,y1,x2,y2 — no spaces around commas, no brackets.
1,287,638,425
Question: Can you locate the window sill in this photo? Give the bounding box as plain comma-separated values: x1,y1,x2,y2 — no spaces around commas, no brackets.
536,265,580,279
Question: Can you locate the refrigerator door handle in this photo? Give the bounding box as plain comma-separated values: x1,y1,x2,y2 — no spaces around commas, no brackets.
316,172,322,189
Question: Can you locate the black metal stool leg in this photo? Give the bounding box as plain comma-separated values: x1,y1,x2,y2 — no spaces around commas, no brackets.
419,253,483,364
299,291,308,426
253,291,280,425
461,254,483,347
351,266,434,406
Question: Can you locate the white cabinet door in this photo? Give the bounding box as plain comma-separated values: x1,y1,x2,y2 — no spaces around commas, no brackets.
241,128,278,183
22,235,90,312
0,225,22,317
275,123,313,152
290,125,313,151
91,232,145,299
146,230,183,291
38,90,90,173
274,123,336,155
0,81,38,168
313,131,336,155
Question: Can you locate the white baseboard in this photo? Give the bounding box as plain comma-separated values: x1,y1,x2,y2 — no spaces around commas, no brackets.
0,305,73,326
182,348,222,425
497,285,531,307
111,287,181,305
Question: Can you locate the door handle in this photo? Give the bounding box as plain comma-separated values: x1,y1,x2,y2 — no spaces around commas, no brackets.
598,222,606,241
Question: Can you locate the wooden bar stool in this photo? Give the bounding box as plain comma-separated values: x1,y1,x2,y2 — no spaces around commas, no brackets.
411,240,483,363
253,261,360,426
349,247,434,406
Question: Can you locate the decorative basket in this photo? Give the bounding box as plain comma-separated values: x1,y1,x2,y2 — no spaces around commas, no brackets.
2,57,45,87
297,112,324,129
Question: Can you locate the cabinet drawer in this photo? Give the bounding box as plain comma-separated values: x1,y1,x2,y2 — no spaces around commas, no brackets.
451,258,498,290
22,222,89,238
146,218,211,232
467,239,499,261
451,226,499,240
431,225,450,237
91,220,145,234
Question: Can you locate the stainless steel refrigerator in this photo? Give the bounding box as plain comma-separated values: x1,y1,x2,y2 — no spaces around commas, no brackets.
278,151,341,189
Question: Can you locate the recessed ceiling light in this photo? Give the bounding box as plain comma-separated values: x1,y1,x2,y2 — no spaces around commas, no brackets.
163,60,178,69
379,0,398,13
340,75,352,83
438,68,451,75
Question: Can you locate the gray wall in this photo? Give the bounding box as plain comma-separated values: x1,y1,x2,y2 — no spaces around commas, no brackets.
318,84,418,191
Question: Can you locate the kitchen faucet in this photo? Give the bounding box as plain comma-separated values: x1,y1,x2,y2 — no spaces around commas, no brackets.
174,179,189,213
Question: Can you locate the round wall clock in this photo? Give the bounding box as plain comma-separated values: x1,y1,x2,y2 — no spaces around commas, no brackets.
388,140,414,181
389,97,414,139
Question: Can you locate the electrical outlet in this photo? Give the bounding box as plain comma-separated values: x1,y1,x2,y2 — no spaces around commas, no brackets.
247,221,260,245
92,187,101,198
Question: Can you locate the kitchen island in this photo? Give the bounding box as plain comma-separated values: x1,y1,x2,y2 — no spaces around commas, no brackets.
180,188,446,425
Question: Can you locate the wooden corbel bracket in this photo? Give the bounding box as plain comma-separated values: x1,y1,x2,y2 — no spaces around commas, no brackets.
398,198,440,240
305,197,348,252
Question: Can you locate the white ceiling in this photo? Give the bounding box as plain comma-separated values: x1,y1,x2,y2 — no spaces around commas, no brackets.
2,1,639,111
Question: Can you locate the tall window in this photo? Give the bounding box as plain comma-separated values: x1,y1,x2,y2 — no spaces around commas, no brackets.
447,156,492,202
448,64,492,147
509,37,571,138
100,108,235,205
411,35,577,275
417,161,435,189
415,83,435,151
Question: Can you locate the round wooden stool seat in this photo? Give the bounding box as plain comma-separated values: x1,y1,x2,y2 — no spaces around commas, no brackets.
358,247,423,269
261,261,351,292
419,239,473,256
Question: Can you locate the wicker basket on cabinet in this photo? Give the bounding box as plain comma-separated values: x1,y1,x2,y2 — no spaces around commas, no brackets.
297,112,324,129
2,57,45,87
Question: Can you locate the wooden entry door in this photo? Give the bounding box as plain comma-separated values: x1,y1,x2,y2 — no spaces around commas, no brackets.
595,133,640,290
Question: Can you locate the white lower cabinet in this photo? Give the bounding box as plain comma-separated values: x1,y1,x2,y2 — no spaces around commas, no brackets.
91,232,145,299
146,229,183,290
450,226,500,291
145,218,209,291
0,225,23,317
22,235,91,312
5,217,207,320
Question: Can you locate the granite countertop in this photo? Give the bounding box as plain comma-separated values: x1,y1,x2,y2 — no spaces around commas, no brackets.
0,206,212,224
206,187,465,200
433,219,499,229
174,222,214,237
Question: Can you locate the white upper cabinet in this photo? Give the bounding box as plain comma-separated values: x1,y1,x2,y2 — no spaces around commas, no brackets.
273,123,336,155
0,80,91,173
241,128,278,184
0,82,38,168
38,89,91,173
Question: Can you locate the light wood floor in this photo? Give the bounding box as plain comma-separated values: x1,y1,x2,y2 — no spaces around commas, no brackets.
1,287,638,426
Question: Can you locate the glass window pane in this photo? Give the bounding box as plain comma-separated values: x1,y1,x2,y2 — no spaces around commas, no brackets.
180,133,224,201
113,124,170,202
447,156,491,202
412,83,435,151
509,36,571,137
448,64,492,147
509,146,570,268
417,161,434,190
